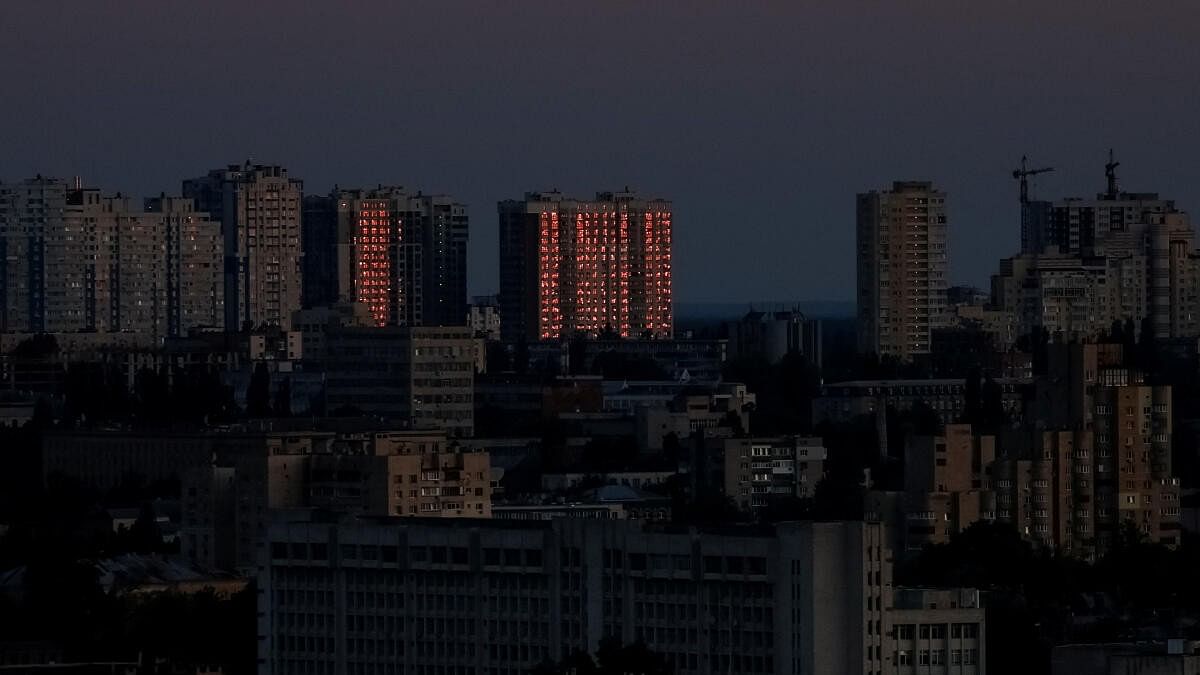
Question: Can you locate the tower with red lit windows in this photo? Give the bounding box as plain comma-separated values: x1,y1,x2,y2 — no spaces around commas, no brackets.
333,187,468,328
499,190,672,342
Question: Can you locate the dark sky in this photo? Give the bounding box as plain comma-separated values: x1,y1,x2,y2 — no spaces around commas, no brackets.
2,2,1198,302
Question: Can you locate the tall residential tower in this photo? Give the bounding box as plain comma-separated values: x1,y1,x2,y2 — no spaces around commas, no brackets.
0,177,223,338
499,190,672,342
331,187,468,327
857,181,948,360
183,162,303,330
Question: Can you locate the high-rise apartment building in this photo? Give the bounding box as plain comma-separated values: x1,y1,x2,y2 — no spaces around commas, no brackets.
499,190,672,342
857,181,948,360
301,194,338,310
867,424,997,555
183,163,303,330
416,193,469,327
1002,162,1200,342
146,196,225,336
0,178,223,338
260,516,985,675
1027,342,1179,555
332,187,467,327
0,177,67,332
867,344,1180,561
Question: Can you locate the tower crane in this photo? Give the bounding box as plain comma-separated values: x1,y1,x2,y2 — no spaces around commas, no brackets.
1012,155,1054,203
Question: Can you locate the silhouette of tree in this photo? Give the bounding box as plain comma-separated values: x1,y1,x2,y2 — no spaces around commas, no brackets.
274,376,292,417
246,362,271,418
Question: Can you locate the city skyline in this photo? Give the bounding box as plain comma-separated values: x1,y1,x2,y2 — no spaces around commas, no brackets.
3,2,1198,302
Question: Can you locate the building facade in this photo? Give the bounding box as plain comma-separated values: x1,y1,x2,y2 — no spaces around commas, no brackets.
182,430,491,572
813,378,1026,427
857,181,948,360
499,190,672,342
301,194,338,310
333,187,467,328
183,163,303,330
318,326,475,436
0,179,223,338
1002,163,1200,342
727,308,822,368
717,436,827,512
259,516,983,675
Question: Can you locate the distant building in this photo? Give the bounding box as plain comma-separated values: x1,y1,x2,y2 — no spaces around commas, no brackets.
1011,342,1181,556
727,307,822,368
333,187,468,328
866,424,997,555
865,343,1184,561
857,181,949,360
260,515,983,675
300,194,338,309
467,294,501,339
183,162,303,330
177,428,490,572
714,436,827,512
530,337,726,382
319,325,475,436
308,432,491,518
0,176,66,332
498,190,672,342
0,178,223,338
1001,162,1200,341
813,378,1026,426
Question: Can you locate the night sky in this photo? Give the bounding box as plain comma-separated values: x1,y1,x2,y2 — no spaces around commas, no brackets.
2,1,1197,301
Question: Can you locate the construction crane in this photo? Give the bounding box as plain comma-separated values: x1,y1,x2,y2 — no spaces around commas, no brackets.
1012,155,1054,203
1105,148,1120,198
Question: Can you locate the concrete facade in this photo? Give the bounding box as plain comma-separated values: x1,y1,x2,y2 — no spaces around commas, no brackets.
261,516,979,675
857,181,948,360
183,163,303,331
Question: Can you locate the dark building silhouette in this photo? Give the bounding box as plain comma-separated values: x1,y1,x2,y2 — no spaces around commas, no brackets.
301,194,337,309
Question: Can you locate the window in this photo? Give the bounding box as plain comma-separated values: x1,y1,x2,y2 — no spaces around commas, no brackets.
897,651,911,666
951,649,962,664
919,649,930,666
964,648,978,665
896,624,915,640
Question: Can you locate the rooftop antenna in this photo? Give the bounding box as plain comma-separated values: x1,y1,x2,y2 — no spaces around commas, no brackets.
1012,155,1054,204
1104,148,1120,198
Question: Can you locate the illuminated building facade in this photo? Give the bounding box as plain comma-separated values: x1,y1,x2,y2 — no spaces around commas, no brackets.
498,190,672,342
334,187,467,328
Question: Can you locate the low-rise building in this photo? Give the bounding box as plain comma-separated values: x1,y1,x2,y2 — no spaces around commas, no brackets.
1051,640,1200,675
814,378,1026,426
887,588,986,674
688,435,827,512
181,429,490,573
319,326,475,436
